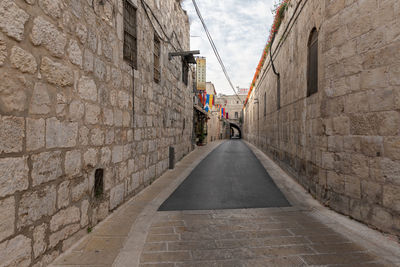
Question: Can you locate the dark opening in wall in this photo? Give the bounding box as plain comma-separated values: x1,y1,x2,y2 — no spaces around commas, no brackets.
264,92,266,117
169,146,175,169
182,58,189,86
277,76,281,110
307,28,318,96
94,169,104,198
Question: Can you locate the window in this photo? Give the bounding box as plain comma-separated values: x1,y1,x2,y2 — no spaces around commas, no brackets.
235,112,238,119
154,35,160,83
123,0,137,69
264,92,266,117
182,58,188,86
307,28,318,96
237,101,239,104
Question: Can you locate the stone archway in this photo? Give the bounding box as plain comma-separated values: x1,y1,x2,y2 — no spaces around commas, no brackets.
229,122,242,139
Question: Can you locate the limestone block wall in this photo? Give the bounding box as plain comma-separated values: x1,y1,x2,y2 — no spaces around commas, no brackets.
243,0,400,237
207,112,226,143
0,0,193,266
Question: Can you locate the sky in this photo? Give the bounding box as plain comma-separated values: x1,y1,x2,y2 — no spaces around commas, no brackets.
182,0,277,95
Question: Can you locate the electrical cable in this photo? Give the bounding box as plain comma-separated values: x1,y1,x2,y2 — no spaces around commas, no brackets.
269,33,280,77
250,0,310,112
191,0,242,102
140,0,183,52
256,0,307,90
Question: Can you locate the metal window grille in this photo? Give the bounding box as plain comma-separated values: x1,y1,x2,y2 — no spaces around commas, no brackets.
235,112,238,119
123,0,137,69
307,28,318,96
154,35,161,83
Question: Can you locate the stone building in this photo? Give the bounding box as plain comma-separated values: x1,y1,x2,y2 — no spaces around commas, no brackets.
216,94,246,123
0,0,194,266
243,0,400,237
205,82,220,143
215,93,246,138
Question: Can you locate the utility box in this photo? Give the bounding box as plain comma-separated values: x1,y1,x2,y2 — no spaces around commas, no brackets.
169,146,175,169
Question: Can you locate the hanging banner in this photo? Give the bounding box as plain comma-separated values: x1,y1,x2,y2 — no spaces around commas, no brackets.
196,57,206,91
204,94,210,112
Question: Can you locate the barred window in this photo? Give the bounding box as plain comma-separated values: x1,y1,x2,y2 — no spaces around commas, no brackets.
123,0,137,69
182,58,188,86
307,28,318,96
154,35,161,83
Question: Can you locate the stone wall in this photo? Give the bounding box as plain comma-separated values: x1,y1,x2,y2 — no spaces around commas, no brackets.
0,0,193,266
243,0,400,237
206,112,223,143
216,94,246,123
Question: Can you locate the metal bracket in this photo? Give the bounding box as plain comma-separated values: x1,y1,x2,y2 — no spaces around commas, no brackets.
168,50,200,63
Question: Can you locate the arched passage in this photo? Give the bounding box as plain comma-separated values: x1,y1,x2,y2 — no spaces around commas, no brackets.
229,123,242,139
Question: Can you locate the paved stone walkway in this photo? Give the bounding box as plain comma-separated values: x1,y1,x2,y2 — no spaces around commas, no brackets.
51,141,400,267
140,208,385,266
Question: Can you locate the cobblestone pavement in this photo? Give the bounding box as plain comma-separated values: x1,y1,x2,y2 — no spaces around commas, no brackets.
140,208,389,266
51,141,400,267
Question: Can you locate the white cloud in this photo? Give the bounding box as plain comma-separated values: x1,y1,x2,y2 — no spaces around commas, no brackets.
182,0,276,95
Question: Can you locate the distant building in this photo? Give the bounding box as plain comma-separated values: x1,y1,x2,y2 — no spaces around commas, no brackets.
215,94,246,125
205,82,228,142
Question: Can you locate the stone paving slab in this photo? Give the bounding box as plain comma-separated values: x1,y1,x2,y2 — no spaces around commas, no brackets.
51,140,400,267
138,209,390,266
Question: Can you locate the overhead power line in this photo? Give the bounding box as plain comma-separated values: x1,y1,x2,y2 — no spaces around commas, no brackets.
191,0,241,101
140,0,183,52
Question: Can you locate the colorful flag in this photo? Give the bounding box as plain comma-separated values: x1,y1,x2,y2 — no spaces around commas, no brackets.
205,94,210,112
226,113,229,119
209,95,214,109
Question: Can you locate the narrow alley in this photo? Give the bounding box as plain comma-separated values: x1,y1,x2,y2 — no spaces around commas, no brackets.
0,0,399,266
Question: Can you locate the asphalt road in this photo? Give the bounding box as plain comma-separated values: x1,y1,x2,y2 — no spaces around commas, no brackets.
159,140,290,211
